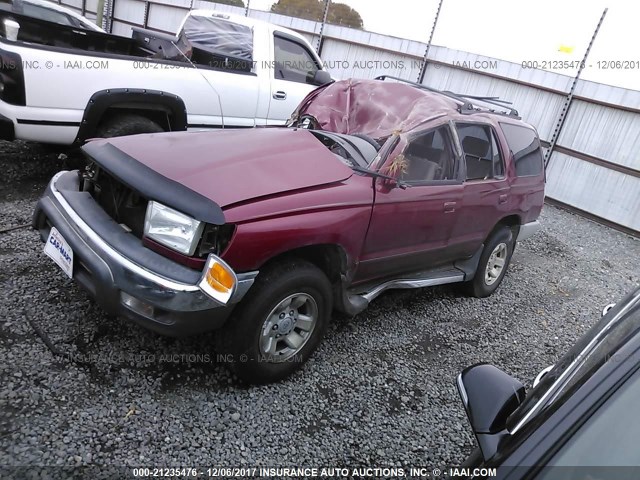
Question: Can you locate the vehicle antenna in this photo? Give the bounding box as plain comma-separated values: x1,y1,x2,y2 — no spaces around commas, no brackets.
170,40,226,129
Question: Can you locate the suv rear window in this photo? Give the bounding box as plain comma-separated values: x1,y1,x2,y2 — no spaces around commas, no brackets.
500,123,544,177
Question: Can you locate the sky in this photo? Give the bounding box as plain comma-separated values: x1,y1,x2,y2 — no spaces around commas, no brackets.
248,0,639,90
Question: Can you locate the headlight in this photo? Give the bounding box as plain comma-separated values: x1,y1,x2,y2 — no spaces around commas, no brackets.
144,201,204,256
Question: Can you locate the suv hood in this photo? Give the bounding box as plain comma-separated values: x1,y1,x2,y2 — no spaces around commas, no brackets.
84,128,354,210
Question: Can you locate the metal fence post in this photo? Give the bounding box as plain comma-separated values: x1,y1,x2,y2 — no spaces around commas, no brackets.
143,1,150,28
106,0,115,33
544,8,608,167
316,0,331,55
417,0,444,84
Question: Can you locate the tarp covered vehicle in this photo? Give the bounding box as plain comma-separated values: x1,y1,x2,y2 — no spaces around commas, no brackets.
34,78,545,383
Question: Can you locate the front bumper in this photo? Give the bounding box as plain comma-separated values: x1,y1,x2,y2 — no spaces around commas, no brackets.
33,171,258,337
0,112,15,141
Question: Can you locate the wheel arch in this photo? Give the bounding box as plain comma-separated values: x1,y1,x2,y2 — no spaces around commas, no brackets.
490,214,522,241
259,243,350,285
253,243,369,316
74,88,188,143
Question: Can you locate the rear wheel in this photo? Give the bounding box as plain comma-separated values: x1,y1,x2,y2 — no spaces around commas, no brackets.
466,226,514,298
216,259,332,384
95,113,164,138
65,113,165,169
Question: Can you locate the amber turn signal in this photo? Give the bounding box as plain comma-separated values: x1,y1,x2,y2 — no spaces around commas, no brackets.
206,261,234,293
198,255,237,305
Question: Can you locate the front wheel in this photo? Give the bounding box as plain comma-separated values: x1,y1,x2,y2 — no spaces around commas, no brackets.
466,227,514,298
216,259,332,384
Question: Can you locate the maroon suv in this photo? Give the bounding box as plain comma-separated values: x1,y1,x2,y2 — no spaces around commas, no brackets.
34,78,545,383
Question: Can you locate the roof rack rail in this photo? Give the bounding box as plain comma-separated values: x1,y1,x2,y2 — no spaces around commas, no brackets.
458,94,520,118
374,75,520,119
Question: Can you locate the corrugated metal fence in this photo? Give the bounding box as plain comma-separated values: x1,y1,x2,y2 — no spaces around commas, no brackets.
57,0,640,234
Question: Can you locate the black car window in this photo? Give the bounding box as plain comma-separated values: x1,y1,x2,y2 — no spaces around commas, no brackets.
537,368,640,472
395,126,457,183
507,297,640,434
456,124,504,181
500,123,544,177
274,35,320,84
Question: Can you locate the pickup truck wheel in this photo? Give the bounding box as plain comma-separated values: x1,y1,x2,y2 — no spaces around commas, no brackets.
467,227,514,298
95,113,163,138
217,260,332,384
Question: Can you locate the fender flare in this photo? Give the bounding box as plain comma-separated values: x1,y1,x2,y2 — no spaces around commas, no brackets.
74,88,188,143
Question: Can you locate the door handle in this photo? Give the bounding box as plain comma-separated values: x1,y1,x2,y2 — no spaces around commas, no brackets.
443,202,457,213
499,194,508,204
273,91,287,100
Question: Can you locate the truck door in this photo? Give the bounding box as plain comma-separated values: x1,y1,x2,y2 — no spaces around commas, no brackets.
177,14,263,127
356,125,464,282
267,32,323,125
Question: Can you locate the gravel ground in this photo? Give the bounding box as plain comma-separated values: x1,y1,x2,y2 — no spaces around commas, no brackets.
0,141,639,477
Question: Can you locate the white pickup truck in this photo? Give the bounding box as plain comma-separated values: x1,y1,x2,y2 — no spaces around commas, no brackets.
0,5,331,145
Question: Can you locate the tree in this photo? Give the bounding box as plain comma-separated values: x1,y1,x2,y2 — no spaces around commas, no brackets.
271,0,364,29
326,2,363,29
201,0,246,7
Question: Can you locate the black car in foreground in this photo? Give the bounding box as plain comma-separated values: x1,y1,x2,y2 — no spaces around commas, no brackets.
457,287,640,479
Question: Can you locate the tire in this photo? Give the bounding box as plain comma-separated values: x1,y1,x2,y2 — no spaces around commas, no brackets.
95,113,164,138
466,226,514,298
216,259,332,384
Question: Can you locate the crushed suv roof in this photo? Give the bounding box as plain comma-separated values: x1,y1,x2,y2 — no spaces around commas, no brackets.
292,78,521,141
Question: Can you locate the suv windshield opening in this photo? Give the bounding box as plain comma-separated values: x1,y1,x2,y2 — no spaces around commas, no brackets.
309,130,379,168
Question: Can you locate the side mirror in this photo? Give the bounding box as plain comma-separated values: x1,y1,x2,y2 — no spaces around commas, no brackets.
3,19,20,42
602,303,616,317
457,363,526,461
312,70,333,86
533,364,554,388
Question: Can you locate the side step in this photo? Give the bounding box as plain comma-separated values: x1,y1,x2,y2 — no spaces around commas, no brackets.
335,268,464,316
356,269,464,303
334,247,483,317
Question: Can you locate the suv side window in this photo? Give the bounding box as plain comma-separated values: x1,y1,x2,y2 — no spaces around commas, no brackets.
538,368,640,472
396,126,457,183
274,34,320,84
500,123,544,177
456,124,505,181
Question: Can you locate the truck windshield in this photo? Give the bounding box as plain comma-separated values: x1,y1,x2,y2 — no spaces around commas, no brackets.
182,15,253,61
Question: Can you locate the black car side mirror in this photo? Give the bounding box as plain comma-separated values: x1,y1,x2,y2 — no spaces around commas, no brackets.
602,303,616,316
457,363,526,461
312,70,333,86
